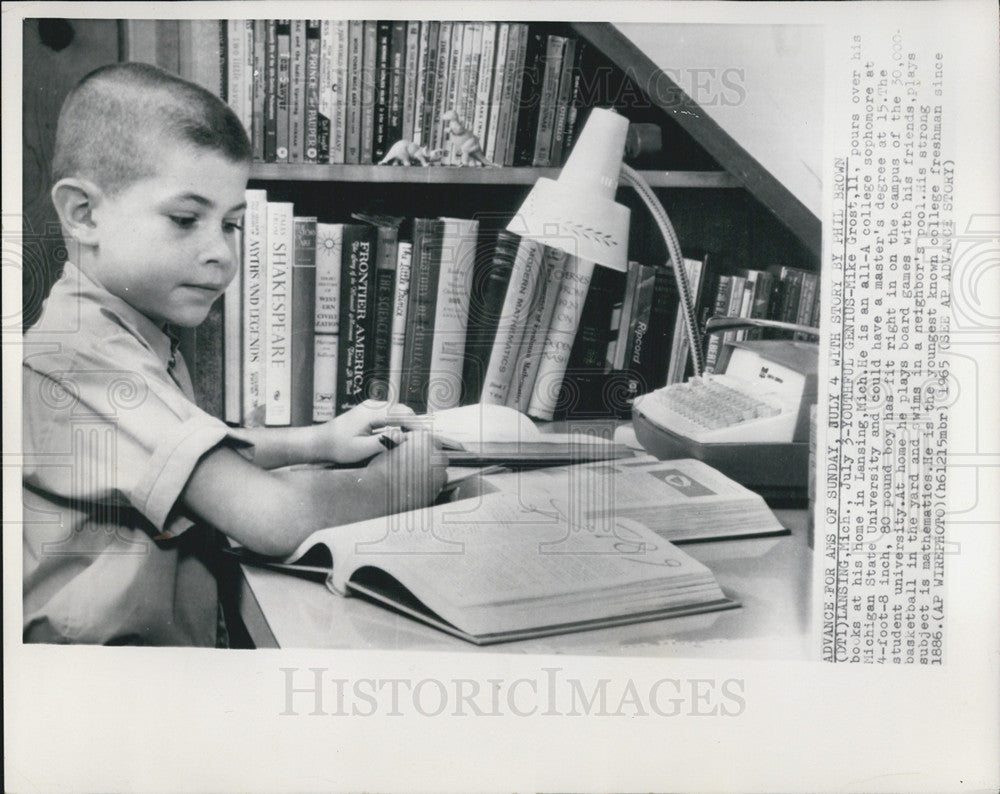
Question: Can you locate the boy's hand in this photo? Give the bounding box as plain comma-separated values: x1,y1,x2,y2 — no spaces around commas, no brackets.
365,430,448,515
312,400,423,464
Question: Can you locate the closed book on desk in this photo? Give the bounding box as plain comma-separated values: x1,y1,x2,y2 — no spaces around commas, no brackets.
239,489,736,645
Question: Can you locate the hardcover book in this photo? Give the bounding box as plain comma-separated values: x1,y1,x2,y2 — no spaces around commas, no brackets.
242,189,268,426
290,217,317,426
265,201,294,425
235,456,751,645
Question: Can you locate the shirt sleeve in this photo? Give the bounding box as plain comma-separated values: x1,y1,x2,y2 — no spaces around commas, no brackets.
23,330,251,536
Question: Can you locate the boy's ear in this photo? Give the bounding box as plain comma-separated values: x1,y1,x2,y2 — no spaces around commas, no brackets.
51,178,103,247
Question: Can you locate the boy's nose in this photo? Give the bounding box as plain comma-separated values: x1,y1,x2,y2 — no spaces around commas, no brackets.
201,229,235,269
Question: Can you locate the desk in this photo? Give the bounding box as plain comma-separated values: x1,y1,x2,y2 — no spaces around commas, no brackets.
237,507,814,659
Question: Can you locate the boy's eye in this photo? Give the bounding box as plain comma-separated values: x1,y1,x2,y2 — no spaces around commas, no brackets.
169,215,197,229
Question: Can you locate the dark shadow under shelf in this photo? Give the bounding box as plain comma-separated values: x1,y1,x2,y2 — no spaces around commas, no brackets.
249,163,742,189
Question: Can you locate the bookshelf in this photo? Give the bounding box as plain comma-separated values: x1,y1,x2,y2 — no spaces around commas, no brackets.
22,17,821,422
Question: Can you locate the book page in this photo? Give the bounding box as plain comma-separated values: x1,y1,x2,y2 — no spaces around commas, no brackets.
487,456,784,540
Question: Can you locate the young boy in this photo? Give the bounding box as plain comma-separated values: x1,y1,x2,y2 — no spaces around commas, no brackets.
22,62,447,646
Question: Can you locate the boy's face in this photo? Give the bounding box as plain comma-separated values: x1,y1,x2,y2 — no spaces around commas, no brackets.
88,141,250,327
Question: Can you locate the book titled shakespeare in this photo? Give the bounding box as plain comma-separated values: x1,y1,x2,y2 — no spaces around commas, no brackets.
237,488,737,645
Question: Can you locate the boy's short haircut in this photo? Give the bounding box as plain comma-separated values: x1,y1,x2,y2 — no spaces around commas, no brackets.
52,61,252,196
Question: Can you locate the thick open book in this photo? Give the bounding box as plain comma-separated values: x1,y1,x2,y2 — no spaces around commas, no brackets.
485,455,789,543
238,488,737,645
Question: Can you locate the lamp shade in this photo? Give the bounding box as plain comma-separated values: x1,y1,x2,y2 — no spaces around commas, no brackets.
506,108,631,272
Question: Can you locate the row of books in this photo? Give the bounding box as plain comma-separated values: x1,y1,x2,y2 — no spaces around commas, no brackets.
224,193,685,426
155,19,587,168
223,189,819,427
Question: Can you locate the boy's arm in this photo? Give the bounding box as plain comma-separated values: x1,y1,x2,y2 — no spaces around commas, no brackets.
179,432,446,557
230,400,423,469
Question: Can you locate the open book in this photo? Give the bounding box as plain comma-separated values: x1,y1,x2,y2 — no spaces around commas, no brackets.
239,488,737,645
422,403,632,465
484,455,789,543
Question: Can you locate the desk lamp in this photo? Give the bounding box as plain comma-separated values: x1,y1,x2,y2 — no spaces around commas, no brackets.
507,107,703,419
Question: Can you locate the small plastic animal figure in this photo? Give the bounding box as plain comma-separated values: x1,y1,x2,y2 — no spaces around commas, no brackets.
378,140,445,166
441,110,497,167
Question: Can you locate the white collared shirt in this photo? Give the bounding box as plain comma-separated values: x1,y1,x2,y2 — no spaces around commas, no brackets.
22,262,243,645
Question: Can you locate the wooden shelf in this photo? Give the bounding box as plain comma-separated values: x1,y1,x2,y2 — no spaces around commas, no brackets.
249,163,742,188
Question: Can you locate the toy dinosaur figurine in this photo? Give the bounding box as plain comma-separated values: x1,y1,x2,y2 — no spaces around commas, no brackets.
442,110,497,167
378,139,445,166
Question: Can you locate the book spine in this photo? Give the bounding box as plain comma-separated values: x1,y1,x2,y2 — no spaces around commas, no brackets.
372,21,393,162
704,274,733,373
796,271,819,338
288,20,306,163
360,21,378,164
513,28,548,166
314,224,343,334
611,261,640,371
484,23,510,162
251,20,266,162
369,224,399,401
508,245,569,412
810,276,822,331
624,263,657,400
666,257,705,384
226,21,250,140
345,20,364,164
526,256,596,420
734,271,756,341
328,20,349,163
387,241,413,403
640,266,679,392
181,20,225,96
549,37,576,166
337,225,376,413
263,20,278,162
532,35,567,167
313,223,343,421
265,201,293,425
242,189,268,426
317,20,332,163
459,23,482,141
400,218,444,412
412,22,433,146
778,267,803,338
384,20,407,151
401,21,420,142
429,21,453,151
291,217,317,426
493,23,523,166
747,269,775,340
481,237,545,405
275,19,291,162
426,218,478,412
462,229,519,404
562,39,587,159
223,227,242,424
442,22,465,164
312,334,338,423
722,273,746,348
555,264,623,417
472,22,497,152
303,20,321,163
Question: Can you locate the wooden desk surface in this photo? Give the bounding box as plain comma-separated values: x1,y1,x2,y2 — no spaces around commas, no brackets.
237,506,814,659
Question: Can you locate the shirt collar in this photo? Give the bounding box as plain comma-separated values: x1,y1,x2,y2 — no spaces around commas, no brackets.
59,262,179,371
